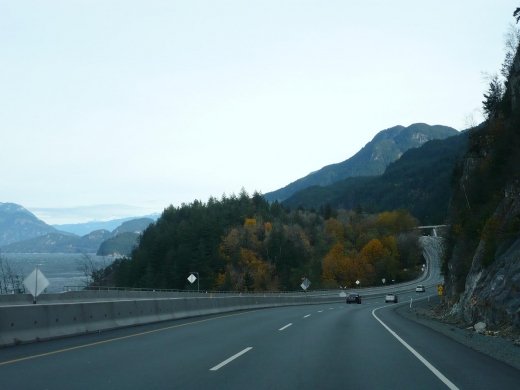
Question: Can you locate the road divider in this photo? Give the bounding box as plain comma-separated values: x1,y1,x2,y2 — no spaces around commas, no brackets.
0,294,344,347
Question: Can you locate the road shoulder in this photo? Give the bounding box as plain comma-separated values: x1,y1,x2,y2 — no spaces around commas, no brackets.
395,295,520,370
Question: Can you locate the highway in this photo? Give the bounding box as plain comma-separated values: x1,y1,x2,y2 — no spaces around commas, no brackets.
1,294,520,389
1,237,519,389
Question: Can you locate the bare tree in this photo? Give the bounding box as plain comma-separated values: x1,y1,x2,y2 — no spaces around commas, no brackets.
0,255,26,294
75,253,110,287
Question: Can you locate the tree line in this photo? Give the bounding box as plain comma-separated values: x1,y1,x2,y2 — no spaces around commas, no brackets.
106,190,423,291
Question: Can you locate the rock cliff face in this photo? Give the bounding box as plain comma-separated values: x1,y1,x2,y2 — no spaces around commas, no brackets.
443,42,520,329
450,180,520,328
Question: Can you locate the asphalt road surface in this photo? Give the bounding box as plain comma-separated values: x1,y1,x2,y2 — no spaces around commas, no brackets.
1,238,516,389
1,291,519,390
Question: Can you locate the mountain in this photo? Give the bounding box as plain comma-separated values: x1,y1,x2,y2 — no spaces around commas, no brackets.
53,214,159,236
96,218,153,256
0,229,111,254
283,132,469,225
265,123,458,202
110,218,153,236
0,202,62,247
97,232,140,257
0,217,154,254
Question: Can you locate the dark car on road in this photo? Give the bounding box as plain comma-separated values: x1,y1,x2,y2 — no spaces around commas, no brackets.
346,293,361,304
385,293,398,303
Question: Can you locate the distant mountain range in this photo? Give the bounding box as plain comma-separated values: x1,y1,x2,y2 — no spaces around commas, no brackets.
0,204,156,255
0,123,459,253
53,214,159,236
264,123,458,202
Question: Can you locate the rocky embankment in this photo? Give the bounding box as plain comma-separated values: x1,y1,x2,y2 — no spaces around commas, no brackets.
448,179,520,329
397,296,520,370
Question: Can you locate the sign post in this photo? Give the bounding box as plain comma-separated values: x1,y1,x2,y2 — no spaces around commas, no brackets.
356,280,360,288
382,278,386,286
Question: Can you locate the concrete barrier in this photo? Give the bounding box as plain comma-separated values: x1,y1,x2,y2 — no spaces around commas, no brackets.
47,303,86,338
0,294,344,348
156,299,174,322
0,305,51,346
82,301,117,332
113,301,139,328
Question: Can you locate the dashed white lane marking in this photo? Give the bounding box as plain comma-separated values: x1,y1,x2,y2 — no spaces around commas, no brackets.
279,323,292,331
372,307,459,390
329,308,334,310
317,310,323,313
303,314,311,318
210,348,253,371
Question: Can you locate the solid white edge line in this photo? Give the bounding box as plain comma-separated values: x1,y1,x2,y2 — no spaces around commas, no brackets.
279,323,292,331
210,347,253,371
303,314,311,318
372,307,459,390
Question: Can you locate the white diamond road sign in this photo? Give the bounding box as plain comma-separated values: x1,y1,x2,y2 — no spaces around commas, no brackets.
187,274,197,284
356,280,360,285
300,278,311,290
23,267,50,298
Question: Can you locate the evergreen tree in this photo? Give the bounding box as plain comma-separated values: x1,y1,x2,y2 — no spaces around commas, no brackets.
242,271,254,291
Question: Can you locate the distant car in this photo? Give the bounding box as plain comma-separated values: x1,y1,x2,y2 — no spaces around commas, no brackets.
385,293,398,303
346,293,361,304
416,285,426,292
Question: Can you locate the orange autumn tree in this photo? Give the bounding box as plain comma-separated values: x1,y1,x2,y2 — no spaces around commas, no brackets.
360,239,388,265
361,237,400,281
322,243,349,284
347,255,376,286
322,243,376,287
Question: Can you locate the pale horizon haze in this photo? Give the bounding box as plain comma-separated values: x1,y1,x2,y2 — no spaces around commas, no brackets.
1,1,517,224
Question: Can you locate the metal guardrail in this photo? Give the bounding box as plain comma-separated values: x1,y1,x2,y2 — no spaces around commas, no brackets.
61,268,427,296
61,286,345,294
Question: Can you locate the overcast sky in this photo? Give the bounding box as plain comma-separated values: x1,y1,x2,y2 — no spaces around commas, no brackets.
1,1,517,224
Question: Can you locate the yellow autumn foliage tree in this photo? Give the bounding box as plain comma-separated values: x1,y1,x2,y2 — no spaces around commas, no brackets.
360,238,388,265
239,248,271,291
322,243,348,283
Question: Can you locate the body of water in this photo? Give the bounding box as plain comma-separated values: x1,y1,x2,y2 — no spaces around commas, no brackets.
1,253,113,293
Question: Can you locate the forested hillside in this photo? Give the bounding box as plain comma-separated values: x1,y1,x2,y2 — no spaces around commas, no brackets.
108,191,422,291
265,123,458,202
283,132,469,225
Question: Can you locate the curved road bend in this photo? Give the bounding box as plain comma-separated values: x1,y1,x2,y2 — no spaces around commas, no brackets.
2,236,518,389
1,295,519,389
